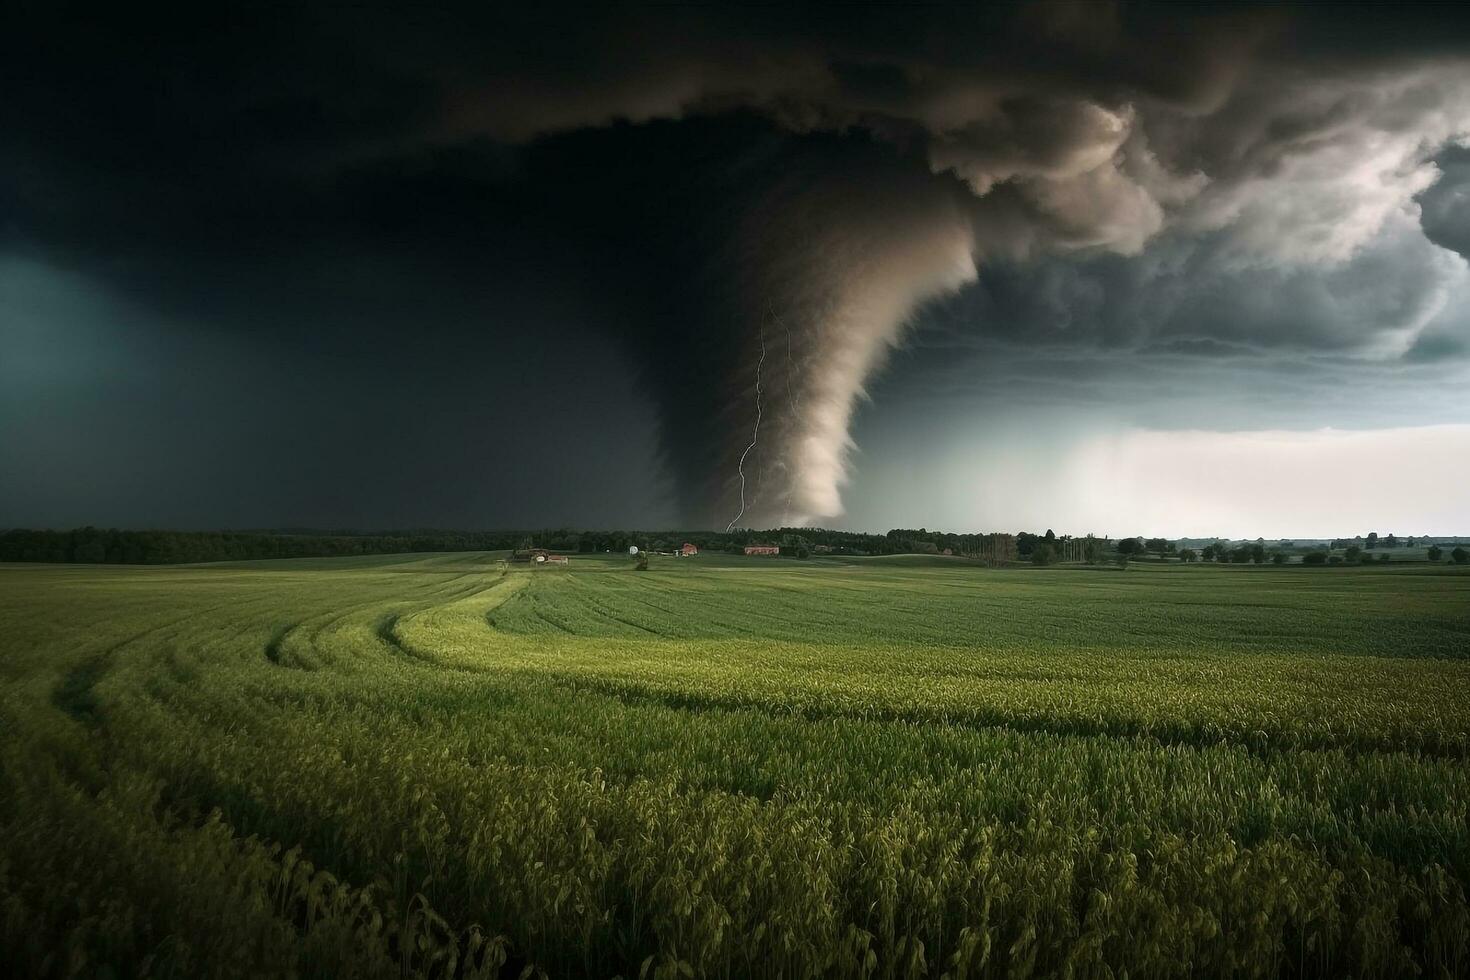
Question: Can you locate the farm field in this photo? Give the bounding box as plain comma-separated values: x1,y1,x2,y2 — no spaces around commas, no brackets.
2,554,1469,978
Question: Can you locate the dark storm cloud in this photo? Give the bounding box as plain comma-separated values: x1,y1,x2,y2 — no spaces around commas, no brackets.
935,210,1464,356
3,2,1469,528
1420,144,1470,260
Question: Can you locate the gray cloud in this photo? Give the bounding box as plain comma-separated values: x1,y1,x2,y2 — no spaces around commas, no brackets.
1420,144,1470,258
943,209,1468,357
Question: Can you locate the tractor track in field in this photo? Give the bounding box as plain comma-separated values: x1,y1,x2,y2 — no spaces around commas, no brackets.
373,612,410,658
372,611,445,668
53,600,245,724
52,655,111,723
260,572,500,669
584,605,667,636
263,623,293,665
359,572,526,671
530,607,576,633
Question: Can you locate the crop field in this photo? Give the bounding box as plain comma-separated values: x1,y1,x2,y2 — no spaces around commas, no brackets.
2,554,1469,978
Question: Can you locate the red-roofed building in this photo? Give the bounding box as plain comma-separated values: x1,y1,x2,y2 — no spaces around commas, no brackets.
681,542,699,556
744,544,780,556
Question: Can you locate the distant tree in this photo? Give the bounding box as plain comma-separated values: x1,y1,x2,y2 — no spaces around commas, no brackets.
73,537,107,563
780,533,813,559
1083,536,1105,563
1303,551,1329,565
1428,545,1444,561
1250,544,1266,564
1328,555,1344,565
1453,547,1469,565
1178,548,1198,563
1270,551,1287,565
1345,545,1363,563
1044,528,1056,542
1116,538,1145,558
1366,532,1378,550
1385,533,1399,548
1200,544,1219,562
1031,543,1057,566
1145,537,1173,557
634,552,649,571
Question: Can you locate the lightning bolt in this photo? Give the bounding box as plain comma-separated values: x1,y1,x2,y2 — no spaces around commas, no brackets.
726,320,767,532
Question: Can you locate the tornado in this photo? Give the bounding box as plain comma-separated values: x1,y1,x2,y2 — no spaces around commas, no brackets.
586,129,980,529
714,171,976,528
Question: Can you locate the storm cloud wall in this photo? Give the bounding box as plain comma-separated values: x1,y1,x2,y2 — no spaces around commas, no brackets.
4,3,1469,529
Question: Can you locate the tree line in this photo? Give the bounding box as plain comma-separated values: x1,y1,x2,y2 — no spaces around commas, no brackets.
3,526,1466,566
0,526,1091,564
0,528,532,565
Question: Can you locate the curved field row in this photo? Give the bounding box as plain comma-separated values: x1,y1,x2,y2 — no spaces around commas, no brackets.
1,555,1468,978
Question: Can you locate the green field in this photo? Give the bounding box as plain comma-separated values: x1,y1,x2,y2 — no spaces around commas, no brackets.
3,554,1469,978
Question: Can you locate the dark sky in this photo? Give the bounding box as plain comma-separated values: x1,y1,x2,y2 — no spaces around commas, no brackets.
3,2,1469,535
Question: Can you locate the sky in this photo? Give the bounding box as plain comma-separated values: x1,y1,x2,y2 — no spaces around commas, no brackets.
2,2,1469,537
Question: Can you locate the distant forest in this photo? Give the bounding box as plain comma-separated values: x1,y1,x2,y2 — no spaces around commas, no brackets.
3,526,1064,564
2,526,1464,566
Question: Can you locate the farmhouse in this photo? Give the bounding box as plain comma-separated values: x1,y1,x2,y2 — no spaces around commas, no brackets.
744,544,780,556
680,542,699,556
